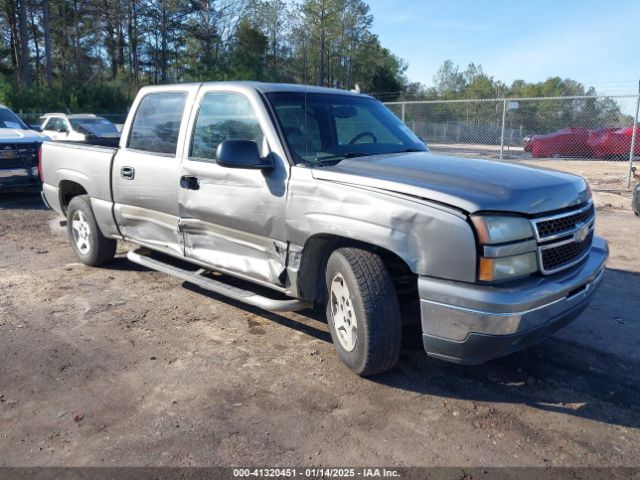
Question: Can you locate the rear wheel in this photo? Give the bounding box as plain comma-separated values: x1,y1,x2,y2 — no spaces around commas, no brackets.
325,247,402,376
66,195,116,266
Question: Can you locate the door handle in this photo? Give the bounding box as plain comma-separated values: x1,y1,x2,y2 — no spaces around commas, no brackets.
180,176,200,190
120,166,135,179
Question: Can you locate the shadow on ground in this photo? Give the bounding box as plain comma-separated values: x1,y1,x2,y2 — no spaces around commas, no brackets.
0,191,46,210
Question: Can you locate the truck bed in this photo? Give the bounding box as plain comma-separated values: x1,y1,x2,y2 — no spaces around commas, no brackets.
40,141,117,209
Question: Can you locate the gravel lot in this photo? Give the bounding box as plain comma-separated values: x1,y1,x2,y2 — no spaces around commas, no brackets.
1,160,639,467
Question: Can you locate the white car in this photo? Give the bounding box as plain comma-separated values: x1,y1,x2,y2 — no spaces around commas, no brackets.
40,113,120,146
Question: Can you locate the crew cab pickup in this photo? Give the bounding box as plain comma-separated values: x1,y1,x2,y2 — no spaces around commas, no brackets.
41,82,608,376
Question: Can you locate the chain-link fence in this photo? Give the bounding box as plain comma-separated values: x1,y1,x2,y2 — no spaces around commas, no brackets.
385,94,640,188
13,96,640,188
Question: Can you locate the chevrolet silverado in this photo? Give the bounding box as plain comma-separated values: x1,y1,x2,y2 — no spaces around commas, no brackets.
40,82,609,376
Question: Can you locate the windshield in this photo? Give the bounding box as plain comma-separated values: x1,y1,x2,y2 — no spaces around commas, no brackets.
0,108,29,130
69,117,119,136
266,92,427,165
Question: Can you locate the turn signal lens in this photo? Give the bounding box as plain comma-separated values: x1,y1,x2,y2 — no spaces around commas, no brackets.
478,257,495,282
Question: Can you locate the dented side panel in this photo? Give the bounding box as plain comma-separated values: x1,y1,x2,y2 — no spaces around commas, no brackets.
178,163,289,284
177,85,292,286
286,167,478,283
112,85,201,253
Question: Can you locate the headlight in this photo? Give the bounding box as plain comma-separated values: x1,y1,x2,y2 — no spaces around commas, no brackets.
471,215,533,244
472,215,537,282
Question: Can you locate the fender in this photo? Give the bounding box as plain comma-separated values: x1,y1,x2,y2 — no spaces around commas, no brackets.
286,167,478,283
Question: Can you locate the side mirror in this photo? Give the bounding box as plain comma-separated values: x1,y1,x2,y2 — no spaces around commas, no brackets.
216,140,274,171
30,124,43,132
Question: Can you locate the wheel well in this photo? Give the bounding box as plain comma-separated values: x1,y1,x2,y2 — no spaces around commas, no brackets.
298,235,418,307
59,181,88,215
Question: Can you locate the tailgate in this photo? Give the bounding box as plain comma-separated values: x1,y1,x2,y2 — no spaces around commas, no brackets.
0,142,41,189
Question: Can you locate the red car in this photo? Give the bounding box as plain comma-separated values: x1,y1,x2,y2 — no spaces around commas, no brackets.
524,128,592,158
588,126,640,159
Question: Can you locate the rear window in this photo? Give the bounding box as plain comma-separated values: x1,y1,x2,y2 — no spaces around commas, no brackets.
127,92,187,155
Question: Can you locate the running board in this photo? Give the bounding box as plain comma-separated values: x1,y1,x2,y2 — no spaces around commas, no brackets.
127,248,311,312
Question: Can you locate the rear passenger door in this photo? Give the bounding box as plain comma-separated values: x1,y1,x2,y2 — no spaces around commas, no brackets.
177,87,290,286
112,87,196,256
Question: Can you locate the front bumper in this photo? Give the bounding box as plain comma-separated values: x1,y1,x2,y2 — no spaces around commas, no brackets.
419,236,608,364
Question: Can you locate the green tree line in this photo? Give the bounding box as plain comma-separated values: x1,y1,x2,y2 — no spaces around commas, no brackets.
402,60,634,135
0,0,408,113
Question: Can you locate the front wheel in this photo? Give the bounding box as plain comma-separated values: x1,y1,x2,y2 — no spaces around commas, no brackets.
325,247,402,376
66,195,117,266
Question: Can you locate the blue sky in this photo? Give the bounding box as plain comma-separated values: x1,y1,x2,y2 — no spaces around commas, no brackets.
367,0,640,94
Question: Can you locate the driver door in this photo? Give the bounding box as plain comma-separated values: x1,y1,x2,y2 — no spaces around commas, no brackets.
178,88,289,286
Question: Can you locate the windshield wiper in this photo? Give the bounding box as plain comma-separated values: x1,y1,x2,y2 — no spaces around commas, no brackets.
341,151,374,158
310,151,374,165
390,148,425,154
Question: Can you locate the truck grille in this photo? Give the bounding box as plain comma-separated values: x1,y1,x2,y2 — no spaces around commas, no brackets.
540,232,594,272
532,202,595,275
536,205,594,240
0,143,40,169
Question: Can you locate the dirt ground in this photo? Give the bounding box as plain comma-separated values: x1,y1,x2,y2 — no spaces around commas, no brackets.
1,160,639,467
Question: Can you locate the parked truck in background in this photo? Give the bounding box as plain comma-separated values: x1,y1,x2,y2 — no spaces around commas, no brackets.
0,105,50,191
40,82,608,376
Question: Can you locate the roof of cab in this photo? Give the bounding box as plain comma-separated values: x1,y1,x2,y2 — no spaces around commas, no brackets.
137,81,370,98
41,113,99,118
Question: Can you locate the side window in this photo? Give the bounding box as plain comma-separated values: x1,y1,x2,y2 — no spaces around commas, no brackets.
44,118,58,131
128,92,187,155
51,118,67,132
190,92,264,162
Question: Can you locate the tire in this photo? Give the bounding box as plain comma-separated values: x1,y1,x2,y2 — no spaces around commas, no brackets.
324,247,402,376
66,195,117,266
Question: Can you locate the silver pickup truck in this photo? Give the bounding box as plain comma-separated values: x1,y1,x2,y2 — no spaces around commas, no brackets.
41,82,609,376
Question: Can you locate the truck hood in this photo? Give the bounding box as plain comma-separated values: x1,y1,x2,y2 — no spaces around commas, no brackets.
310,152,590,215
0,128,49,142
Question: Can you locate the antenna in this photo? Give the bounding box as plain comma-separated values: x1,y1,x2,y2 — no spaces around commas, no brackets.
303,34,309,160
304,86,309,161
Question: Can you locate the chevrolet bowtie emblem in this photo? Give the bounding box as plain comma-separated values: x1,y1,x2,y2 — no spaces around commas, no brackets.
574,223,590,242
